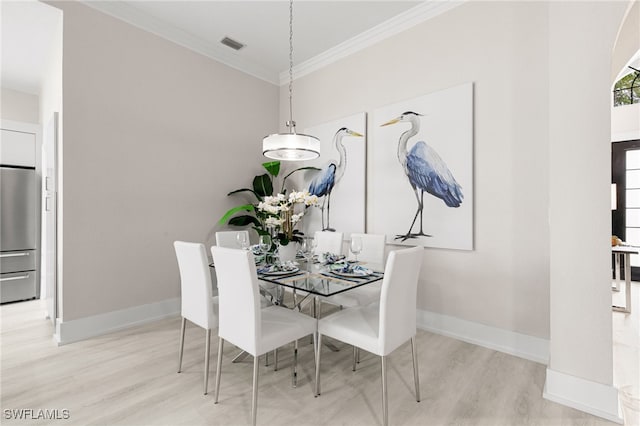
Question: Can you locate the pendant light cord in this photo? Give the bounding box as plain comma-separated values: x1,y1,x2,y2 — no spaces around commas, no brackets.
288,0,295,132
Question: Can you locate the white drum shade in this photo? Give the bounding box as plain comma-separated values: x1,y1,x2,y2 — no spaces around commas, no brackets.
263,133,320,161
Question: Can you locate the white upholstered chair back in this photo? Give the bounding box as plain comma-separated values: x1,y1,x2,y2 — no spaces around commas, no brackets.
314,231,344,256
211,246,261,355
378,246,423,356
215,230,250,249
174,241,217,330
347,233,386,266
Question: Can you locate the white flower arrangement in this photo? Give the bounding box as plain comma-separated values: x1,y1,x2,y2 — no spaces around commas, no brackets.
257,190,318,244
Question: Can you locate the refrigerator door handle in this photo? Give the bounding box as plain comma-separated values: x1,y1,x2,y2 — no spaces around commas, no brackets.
0,252,30,258
0,273,30,282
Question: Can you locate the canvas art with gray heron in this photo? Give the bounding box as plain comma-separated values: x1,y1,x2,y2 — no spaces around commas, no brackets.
308,127,363,231
381,111,463,241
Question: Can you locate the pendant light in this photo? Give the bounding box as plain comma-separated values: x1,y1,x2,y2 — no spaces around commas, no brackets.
263,0,320,161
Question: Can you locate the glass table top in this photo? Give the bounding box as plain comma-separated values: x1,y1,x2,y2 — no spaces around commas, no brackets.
258,261,383,297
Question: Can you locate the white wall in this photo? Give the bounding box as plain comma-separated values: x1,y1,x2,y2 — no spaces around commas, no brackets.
545,3,628,420
286,1,629,418
1,87,39,123
53,2,278,322
612,103,640,141
284,1,551,340
611,1,639,82
39,1,63,316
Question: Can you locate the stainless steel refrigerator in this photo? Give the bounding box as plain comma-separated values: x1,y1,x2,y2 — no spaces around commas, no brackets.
1,165,38,303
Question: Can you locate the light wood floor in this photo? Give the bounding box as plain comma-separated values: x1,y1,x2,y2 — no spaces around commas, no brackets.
612,281,640,392
1,300,615,426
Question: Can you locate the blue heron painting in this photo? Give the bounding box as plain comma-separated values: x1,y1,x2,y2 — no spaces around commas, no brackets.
308,127,363,231
381,111,463,241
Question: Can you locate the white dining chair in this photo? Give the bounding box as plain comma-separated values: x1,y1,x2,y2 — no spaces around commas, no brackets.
216,230,274,303
315,246,423,426
314,230,344,256
216,229,283,368
211,246,317,426
346,233,386,265
324,233,386,308
215,230,250,249
174,241,219,395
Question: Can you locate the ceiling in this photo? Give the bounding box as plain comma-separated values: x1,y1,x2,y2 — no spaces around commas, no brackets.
2,0,465,94
1,1,62,94
3,1,638,95
83,1,424,84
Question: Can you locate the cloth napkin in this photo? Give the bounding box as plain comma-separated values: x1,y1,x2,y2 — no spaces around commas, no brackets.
323,252,346,264
257,261,298,274
333,263,373,276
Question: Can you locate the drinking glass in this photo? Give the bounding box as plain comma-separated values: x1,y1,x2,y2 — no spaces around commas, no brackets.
258,235,270,254
350,236,362,262
236,232,250,250
300,237,314,270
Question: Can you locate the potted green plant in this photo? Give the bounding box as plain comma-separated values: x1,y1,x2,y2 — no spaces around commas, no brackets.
218,161,318,247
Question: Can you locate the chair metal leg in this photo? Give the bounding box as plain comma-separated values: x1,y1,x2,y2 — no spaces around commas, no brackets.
315,334,322,396
292,340,298,387
252,355,259,426
310,299,317,345
214,338,224,404
381,355,388,426
232,350,249,363
204,329,211,395
411,336,421,402
357,347,360,364
352,346,357,372
177,317,186,373
274,348,278,371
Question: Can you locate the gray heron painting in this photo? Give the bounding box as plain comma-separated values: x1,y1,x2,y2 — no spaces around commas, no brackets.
381,111,463,241
308,127,363,231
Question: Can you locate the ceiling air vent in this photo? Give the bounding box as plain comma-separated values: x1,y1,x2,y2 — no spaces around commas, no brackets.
220,37,245,51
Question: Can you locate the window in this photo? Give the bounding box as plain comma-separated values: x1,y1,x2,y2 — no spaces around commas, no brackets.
613,67,640,106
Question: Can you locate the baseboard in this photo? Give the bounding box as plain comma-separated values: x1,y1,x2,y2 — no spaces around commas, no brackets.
544,368,622,424
416,309,549,364
54,298,180,345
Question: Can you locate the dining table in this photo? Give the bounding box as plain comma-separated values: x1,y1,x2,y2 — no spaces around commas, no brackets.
209,253,385,379
257,256,384,386
257,258,384,308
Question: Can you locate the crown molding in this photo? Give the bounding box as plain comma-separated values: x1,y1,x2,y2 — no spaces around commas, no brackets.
279,0,467,85
79,1,279,85
79,1,465,88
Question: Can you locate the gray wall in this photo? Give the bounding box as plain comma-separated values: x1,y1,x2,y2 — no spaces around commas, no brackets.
56,2,278,321
283,1,551,339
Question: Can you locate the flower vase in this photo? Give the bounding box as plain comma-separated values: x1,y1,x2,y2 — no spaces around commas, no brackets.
278,242,298,263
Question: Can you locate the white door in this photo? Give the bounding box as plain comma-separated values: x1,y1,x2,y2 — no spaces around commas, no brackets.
42,113,58,324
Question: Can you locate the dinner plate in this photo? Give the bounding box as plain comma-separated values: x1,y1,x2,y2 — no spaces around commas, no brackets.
260,267,300,276
332,270,371,278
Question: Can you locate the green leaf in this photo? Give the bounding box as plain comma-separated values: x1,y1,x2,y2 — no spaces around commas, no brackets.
262,161,281,177
229,215,261,227
253,174,273,197
218,204,255,225
227,188,262,201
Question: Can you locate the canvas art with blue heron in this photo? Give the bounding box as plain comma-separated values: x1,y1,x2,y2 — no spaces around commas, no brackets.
308,127,363,231
381,111,463,241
